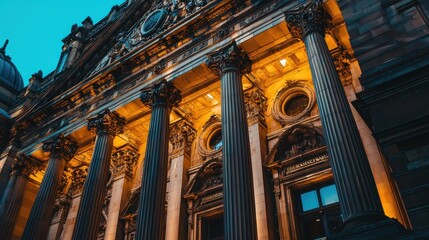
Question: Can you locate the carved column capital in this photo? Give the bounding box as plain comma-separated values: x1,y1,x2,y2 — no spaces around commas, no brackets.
332,48,353,86
140,79,182,109
206,41,252,76
284,0,330,39
11,154,42,177
244,89,267,126
68,167,88,196
87,109,126,136
169,120,196,158
111,146,139,178
42,134,78,161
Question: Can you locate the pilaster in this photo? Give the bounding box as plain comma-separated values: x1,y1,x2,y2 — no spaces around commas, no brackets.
104,145,139,240
166,120,196,240
0,154,42,240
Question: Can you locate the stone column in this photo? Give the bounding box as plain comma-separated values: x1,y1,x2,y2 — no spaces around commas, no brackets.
207,41,257,240
72,109,125,240
0,155,40,240
165,120,196,240
104,145,139,240
136,79,181,240
22,134,78,240
284,0,401,234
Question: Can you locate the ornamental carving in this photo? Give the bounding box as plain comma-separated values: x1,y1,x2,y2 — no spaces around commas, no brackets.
42,134,78,161
244,89,267,125
57,170,72,196
91,0,215,75
140,79,182,109
332,48,352,86
11,154,42,177
284,0,330,39
111,146,139,178
68,167,88,196
206,41,252,76
273,124,325,162
198,115,222,160
169,120,196,157
87,109,126,136
272,80,316,125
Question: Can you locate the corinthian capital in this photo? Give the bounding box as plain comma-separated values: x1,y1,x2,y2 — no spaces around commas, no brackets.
87,109,126,136
42,134,78,161
111,146,139,178
169,120,196,157
284,0,330,39
244,89,267,125
11,154,42,177
140,79,182,109
206,41,251,76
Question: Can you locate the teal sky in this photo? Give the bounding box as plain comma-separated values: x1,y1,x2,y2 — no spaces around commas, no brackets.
0,0,125,86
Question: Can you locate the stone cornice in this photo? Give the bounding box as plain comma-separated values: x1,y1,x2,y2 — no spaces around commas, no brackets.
15,0,300,152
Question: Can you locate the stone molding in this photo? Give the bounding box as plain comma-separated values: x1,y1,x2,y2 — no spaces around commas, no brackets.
42,134,78,161
140,79,182,109
272,80,316,125
111,146,139,178
197,115,222,160
169,120,196,158
206,40,252,76
284,0,330,39
87,109,126,136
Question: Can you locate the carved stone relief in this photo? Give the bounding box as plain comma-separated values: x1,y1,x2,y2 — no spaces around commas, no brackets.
244,89,267,126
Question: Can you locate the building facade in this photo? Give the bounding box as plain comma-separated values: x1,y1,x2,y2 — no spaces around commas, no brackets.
0,0,428,239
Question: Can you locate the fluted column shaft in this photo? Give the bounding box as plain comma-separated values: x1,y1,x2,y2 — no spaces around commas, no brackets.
0,156,39,240
285,0,385,229
23,135,77,240
136,80,181,240
0,172,17,216
207,41,257,240
72,109,125,240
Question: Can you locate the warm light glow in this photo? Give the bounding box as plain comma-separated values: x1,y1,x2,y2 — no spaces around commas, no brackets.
207,93,214,99
279,59,287,67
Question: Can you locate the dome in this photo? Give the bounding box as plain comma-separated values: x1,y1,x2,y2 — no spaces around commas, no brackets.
0,40,24,92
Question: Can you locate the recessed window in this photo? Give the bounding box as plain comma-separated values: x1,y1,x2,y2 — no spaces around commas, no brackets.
209,130,222,151
296,183,342,239
284,94,309,117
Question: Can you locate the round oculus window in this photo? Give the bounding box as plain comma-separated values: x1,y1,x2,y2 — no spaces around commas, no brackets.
141,9,167,37
284,94,309,117
208,130,222,151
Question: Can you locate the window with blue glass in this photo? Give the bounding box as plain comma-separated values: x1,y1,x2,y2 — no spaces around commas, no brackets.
297,183,342,240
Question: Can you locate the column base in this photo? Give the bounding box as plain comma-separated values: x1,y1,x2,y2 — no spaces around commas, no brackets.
329,218,409,240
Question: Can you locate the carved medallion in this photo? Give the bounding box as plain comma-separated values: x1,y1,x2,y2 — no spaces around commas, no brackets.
141,9,168,37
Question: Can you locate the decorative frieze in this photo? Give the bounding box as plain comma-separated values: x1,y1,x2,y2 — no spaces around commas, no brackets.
42,134,78,161
169,120,196,158
111,146,139,178
244,89,267,126
87,109,126,136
